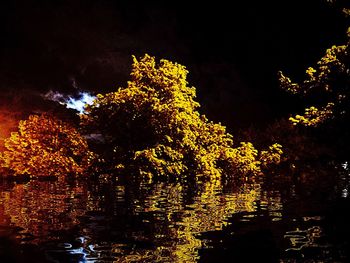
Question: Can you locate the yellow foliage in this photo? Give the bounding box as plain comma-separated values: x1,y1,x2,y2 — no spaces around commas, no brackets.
278,71,301,95
260,143,283,167
279,33,349,127
221,142,261,176
0,114,94,177
289,103,334,127
83,55,282,181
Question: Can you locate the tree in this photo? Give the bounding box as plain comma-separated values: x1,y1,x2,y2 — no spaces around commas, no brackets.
82,54,282,181
279,15,350,127
0,114,94,177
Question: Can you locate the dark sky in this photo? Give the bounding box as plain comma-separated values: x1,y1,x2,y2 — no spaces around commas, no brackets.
0,0,348,131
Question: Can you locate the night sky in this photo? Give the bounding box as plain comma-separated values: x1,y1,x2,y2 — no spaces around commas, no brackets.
0,0,348,134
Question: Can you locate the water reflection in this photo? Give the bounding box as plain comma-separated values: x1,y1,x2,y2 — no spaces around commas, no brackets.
0,177,276,262
1,161,349,262
0,179,90,244
119,181,264,262
284,225,324,252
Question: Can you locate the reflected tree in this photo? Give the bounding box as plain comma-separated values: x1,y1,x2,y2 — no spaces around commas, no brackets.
102,180,282,263
0,180,90,243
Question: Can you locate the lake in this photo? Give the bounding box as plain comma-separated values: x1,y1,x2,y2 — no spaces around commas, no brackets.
1,160,349,262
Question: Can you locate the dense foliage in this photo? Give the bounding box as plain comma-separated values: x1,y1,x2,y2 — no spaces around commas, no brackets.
0,114,94,177
82,55,282,181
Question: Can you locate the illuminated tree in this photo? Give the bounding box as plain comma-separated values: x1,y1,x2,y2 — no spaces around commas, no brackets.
82,54,281,180
279,25,350,127
0,114,94,177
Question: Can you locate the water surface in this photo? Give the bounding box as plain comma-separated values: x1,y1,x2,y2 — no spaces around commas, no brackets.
1,162,349,262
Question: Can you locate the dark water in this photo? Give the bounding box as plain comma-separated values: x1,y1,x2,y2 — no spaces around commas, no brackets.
1,162,350,262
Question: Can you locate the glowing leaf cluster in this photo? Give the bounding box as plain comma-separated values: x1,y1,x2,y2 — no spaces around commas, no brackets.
289,103,335,126
0,114,94,177
83,55,282,180
260,143,283,167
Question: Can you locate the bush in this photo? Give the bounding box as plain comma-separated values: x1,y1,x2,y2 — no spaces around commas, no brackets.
0,114,94,177
82,55,281,181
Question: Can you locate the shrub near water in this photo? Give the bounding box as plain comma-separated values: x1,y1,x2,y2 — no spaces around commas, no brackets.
82,54,282,181
0,114,94,177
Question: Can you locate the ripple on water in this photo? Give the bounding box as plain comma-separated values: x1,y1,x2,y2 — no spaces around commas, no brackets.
1,162,350,262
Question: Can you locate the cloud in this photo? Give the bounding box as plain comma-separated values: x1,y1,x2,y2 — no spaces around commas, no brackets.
43,90,95,113
66,92,95,113
43,90,68,104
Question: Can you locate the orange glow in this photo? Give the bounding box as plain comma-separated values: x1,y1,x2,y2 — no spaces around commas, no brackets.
1,114,94,177
0,109,22,150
